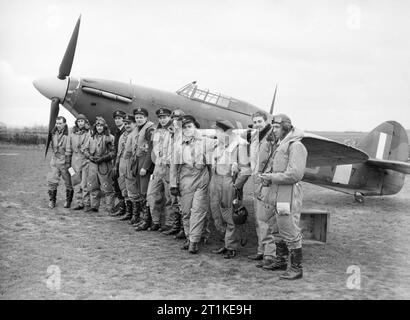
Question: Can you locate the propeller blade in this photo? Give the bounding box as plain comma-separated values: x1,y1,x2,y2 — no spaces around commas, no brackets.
45,98,60,157
269,84,278,115
58,15,81,80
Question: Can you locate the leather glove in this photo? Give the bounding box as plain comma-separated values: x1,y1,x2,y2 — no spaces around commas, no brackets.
170,187,180,197
89,155,99,163
95,154,112,164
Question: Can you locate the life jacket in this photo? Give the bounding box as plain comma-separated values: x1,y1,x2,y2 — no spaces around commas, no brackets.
51,127,69,164
151,122,173,166
69,128,89,154
117,131,130,161
211,136,246,176
259,128,305,207
134,121,154,157
89,134,114,157
249,124,272,174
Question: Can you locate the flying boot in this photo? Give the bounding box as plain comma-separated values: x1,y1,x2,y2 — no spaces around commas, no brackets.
63,189,74,208
110,199,125,216
48,189,57,209
263,241,289,271
279,248,303,280
188,241,199,254
162,212,181,235
129,200,141,225
120,200,133,221
135,205,152,231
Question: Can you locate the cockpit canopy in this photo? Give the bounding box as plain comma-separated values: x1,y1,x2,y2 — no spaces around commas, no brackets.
176,81,233,109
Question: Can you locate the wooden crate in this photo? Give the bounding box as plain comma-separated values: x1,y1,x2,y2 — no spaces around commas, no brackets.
300,209,330,243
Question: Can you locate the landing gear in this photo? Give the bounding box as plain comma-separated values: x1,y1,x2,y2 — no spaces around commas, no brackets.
354,192,364,203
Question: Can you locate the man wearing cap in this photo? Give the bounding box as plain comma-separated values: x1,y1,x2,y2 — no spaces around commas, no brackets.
111,110,127,215
168,109,186,239
123,107,155,231
209,120,251,259
84,117,116,213
46,116,73,209
246,111,278,268
112,114,135,219
66,114,91,210
258,114,307,280
146,108,179,232
170,115,217,254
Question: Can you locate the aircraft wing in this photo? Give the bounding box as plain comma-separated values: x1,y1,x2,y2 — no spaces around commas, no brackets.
302,132,369,167
367,159,410,174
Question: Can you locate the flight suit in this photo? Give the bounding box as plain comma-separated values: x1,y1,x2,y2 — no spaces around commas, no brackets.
66,127,91,208
47,127,73,199
258,128,307,250
124,120,155,228
124,121,155,201
170,131,217,245
113,125,126,201
209,136,251,251
258,127,307,278
147,121,177,229
249,124,277,259
116,130,131,201
85,133,116,211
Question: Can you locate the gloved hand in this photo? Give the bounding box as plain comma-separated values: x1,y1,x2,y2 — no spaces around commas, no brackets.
95,154,112,164
170,187,180,197
89,155,98,163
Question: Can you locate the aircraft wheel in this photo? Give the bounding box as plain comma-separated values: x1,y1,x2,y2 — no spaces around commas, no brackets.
354,192,364,203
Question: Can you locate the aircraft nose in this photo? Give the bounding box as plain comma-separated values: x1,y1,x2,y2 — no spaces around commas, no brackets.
33,77,69,102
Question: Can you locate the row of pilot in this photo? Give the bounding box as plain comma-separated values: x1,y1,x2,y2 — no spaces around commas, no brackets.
46,107,307,280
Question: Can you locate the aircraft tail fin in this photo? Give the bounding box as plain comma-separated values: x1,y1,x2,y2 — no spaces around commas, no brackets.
357,121,409,195
358,120,409,163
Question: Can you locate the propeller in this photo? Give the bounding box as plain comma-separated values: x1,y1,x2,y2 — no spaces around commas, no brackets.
58,15,81,80
45,98,60,156
269,84,278,115
44,15,81,156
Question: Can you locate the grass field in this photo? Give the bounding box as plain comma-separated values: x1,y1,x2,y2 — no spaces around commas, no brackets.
1,144,410,299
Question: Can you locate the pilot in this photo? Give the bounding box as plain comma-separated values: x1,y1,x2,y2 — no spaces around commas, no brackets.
111,110,127,216
168,109,186,240
84,116,116,213
246,111,277,268
146,108,179,232
123,107,155,231
66,114,91,211
46,116,73,209
112,114,135,219
258,114,307,280
169,115,217,254
209,120,251,259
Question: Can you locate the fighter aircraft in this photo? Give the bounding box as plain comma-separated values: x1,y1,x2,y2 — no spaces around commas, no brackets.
33,16,410,202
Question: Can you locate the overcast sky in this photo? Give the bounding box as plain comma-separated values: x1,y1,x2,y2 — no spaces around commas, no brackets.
0,0,409,131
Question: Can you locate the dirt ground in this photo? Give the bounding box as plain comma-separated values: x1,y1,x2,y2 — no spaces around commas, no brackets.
1,144,410,300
